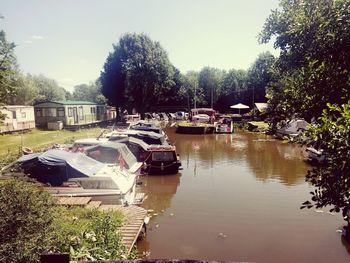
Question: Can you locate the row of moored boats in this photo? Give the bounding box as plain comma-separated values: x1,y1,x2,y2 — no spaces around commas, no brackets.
12,121,181,206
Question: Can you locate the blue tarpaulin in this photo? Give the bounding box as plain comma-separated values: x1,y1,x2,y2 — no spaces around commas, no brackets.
17,149,106,184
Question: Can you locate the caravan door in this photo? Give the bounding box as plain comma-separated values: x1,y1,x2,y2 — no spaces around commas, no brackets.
73,107,78,124
12,111,18,130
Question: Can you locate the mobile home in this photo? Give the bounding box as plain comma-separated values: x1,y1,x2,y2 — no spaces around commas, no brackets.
34,101,106,129
0,105,35,133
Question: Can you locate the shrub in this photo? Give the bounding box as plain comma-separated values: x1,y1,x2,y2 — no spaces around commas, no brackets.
0,177,133,262
0,177,56,263
50,207,129,261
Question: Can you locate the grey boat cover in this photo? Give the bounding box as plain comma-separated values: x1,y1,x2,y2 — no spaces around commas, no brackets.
129,121,163,134
114,137,149,151
130,130,167,145
17,149,105,178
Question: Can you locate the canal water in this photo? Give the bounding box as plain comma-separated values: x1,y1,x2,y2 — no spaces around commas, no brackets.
137,127,350,262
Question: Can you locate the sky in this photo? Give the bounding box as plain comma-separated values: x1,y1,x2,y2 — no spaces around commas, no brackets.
1,0,280,92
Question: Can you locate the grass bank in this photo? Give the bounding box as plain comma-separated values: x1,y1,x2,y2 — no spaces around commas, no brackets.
0,128,104,168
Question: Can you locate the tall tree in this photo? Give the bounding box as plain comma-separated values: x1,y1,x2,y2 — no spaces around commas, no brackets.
260,0,350,124
198,67,225,109
247,52,276,105
11,73,39,105
29,74,66,103
72,81,106,104
100,33,175,118
181,71,205,110
0,30,18,108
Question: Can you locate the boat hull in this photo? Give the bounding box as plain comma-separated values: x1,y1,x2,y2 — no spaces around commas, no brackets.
176,125,214,134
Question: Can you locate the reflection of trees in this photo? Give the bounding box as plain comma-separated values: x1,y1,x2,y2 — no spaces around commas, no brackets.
341,235,350,256
245,135,309,185
139,173,181,213
166,127,309,186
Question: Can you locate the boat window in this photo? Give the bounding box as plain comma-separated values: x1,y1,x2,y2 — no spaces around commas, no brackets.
152,151,174,161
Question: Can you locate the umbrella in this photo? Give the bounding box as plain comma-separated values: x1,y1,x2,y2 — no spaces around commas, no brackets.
230,103,249,115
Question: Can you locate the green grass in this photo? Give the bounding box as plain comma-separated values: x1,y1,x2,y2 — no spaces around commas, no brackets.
0,127,104,158
248,121,269,130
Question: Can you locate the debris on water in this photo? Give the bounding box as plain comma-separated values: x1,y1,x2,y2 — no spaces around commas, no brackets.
327,211,335,215
147,209,154,213
314,209,324,213
155,224,159,228
161,209,164,213
336,229,347,236
153,213,158,216
218,232,228,238
169,213,174,217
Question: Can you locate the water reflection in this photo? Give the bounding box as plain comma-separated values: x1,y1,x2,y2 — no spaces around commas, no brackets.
137,127,348,262
168,128,309,186
341,236,350,256
139,173,181,213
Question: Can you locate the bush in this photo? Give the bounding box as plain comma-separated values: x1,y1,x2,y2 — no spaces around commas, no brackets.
0,177,56,263
50,207,129,261
302,102,350,227
0,177,133,262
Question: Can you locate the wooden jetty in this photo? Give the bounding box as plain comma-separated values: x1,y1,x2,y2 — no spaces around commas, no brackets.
56,196,148,255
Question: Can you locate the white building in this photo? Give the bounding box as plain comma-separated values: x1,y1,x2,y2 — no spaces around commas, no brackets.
0,105,36,133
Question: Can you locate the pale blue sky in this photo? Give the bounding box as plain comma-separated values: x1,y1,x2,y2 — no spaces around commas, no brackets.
1,0,280,92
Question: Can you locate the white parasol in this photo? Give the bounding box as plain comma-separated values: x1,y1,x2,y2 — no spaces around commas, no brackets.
230,103,250,115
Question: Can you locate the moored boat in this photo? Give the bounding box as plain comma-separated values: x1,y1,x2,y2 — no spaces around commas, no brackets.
214,116,233,133
305,147,328,164
16,143,143,205
176,121,215,134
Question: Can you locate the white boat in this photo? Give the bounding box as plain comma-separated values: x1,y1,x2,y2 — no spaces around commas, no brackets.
305,147,328,164
214,116,233,133
276,119,309,138
72,129,181,175
17,142,143,205
193,114,210,123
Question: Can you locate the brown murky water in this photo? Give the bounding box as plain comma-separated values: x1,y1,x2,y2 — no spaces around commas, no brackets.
137,128,350,262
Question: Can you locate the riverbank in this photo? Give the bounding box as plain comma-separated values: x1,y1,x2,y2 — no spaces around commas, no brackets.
0,127,103,169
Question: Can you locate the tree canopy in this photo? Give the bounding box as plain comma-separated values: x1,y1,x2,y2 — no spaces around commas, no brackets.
72,80,106,104
0,30,18,109
261,0,350,226
247,51,276,104
260,0,350,125
302,102,350,229
100,33,175,117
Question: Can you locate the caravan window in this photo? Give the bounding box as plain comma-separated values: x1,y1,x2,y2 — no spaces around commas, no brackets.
57,107,65,117
79,106,84,120
35,108,42,117
43,108,57,117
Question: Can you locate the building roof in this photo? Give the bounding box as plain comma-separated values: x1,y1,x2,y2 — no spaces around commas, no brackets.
254,103,268,113
1,105,33,109
35,100,100,106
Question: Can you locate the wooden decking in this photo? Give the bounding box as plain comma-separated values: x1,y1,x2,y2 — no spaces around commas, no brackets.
56,196,148,255
100,204,148,254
